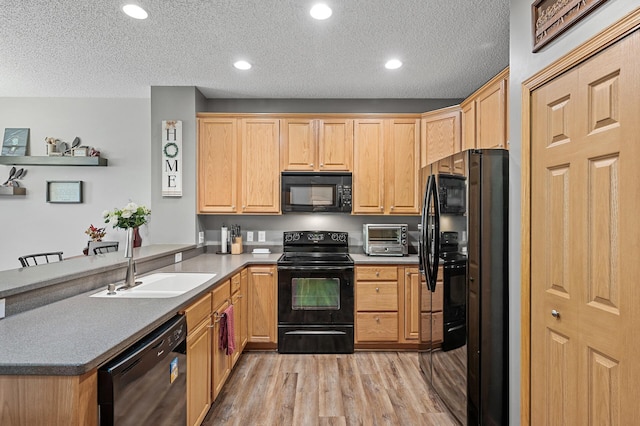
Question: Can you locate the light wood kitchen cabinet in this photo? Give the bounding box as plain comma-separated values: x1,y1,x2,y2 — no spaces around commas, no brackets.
183,292,212,426
247,265,277,344
186,319,211,426
230,270,246,368
355,266,399,342
460,67,509,150
211,279,231,401
437,151,466,176
421,106,461,167
241,118,281,213
239,268,248,349
353,118,420,215
281,118,353,171
197,117,239,213
403,267,421,342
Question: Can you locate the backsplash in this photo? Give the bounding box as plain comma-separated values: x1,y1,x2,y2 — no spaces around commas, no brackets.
199,214,421,254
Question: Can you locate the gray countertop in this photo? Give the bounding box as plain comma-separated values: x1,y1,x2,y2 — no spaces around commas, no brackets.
0,250,418,376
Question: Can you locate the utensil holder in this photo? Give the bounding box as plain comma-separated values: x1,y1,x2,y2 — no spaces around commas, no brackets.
231,237,243,254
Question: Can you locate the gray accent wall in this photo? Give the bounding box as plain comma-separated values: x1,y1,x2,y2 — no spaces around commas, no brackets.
508,1,638,423
204,98,463,113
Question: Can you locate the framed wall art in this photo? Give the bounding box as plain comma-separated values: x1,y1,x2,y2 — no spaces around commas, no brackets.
532,0,610,52
46,180,83,203
2,128,29,156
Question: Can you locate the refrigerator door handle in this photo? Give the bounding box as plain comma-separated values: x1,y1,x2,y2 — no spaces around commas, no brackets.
429,175,441,292
423,175,434,287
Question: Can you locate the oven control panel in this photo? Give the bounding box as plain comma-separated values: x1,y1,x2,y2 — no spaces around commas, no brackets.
283,231,348,245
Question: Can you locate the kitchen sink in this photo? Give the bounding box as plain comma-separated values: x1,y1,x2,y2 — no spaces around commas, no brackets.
90,272,217,298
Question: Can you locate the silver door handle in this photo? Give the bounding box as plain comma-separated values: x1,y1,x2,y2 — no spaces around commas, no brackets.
551,309,560,318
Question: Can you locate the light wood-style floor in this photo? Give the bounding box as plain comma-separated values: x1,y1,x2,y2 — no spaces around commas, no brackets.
203,351,458,425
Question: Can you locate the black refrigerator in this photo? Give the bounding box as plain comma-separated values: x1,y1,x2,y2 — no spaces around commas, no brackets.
418,149,508,425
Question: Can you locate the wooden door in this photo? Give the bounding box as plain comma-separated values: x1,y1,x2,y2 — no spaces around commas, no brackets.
385,118,420,214
281,118,316,171
247,266,277,343
422,107,461,166
187,320,211,426
318,118,353,171
403,267,421,342
476,76,507,149
212,299,231,401
241,118,280,213
240,268,248,349
353,119,385,213
530,31,640,425
461,100,476,151
197,118,239,213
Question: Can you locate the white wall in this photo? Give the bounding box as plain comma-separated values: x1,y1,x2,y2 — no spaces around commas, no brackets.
508,1,638,423
0,98,150,271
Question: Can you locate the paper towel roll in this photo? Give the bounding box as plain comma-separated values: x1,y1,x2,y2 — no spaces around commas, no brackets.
221,226,228,253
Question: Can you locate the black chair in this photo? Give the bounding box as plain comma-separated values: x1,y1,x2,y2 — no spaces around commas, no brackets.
18,252,63,267
93,243,119,255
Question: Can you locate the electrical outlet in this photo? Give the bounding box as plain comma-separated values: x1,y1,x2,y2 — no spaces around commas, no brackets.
246,231,254,242
258,231,266,242
0,299,5,319
175,252,182,263
198,231,204,244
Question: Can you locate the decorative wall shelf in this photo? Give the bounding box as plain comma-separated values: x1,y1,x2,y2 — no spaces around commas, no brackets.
0,156,108,166
0,187,26,196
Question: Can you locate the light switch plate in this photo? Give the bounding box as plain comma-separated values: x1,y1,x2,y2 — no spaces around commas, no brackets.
198,231,204,244
175,252,182,263
246,231,254,242
258,231,266,242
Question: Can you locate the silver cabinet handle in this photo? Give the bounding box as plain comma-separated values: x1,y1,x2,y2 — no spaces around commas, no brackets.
320,163,324,167
375,287,379,292
551,309,560,318
310,163,314,167
375,271,380,277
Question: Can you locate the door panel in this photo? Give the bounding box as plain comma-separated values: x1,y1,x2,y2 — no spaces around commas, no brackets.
530,30,640,425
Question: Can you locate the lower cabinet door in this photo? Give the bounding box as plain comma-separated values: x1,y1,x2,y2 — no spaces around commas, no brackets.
212,300,231,401
187,319,211,426
356,312,399,342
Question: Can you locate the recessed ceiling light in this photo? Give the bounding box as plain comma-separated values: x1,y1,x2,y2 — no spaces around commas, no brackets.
310,4,332,20
234,60,252,70
385,59,403,70
122,4,148,20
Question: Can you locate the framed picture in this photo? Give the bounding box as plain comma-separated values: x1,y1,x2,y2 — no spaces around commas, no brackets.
2,128,29,156
46,181,83,203
532,0,609,52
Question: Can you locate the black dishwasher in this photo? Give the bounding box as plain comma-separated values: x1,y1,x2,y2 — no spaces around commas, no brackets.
98,315,187,426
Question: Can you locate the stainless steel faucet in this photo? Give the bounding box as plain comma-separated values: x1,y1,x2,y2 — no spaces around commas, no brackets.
120,229,140,290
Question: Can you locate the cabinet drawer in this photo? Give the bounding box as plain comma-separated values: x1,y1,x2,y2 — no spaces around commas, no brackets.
356,312,399,342
231,272,241,294
356,266,397,281
421,281,443,312
356,282,398,311
211,279,231,310
183,293,212,332
420,311,443,343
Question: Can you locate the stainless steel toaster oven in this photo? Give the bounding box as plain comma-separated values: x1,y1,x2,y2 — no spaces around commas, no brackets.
363,224,408,256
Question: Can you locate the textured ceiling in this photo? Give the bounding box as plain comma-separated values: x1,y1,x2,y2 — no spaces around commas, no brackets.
0,0,510,99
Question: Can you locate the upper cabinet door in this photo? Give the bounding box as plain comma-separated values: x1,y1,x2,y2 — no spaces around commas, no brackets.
280,119,316,171
317,119,353,171
241,118,281,214
281,118,353,171
476,77,507,149
385,118,420,215
197,118,239,213
422,106,461,167
460,100,476,151
353,119,385,214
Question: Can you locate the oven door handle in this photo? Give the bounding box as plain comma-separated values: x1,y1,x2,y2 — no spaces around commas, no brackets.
277,265,353,271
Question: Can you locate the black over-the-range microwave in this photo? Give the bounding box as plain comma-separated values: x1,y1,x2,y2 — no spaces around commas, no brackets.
281,172,352,213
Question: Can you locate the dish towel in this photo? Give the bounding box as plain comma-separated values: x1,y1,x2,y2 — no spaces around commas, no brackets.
218,305,236,355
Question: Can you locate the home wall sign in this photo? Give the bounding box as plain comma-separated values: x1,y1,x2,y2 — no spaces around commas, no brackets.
162,120,182,197
532,0,609,52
